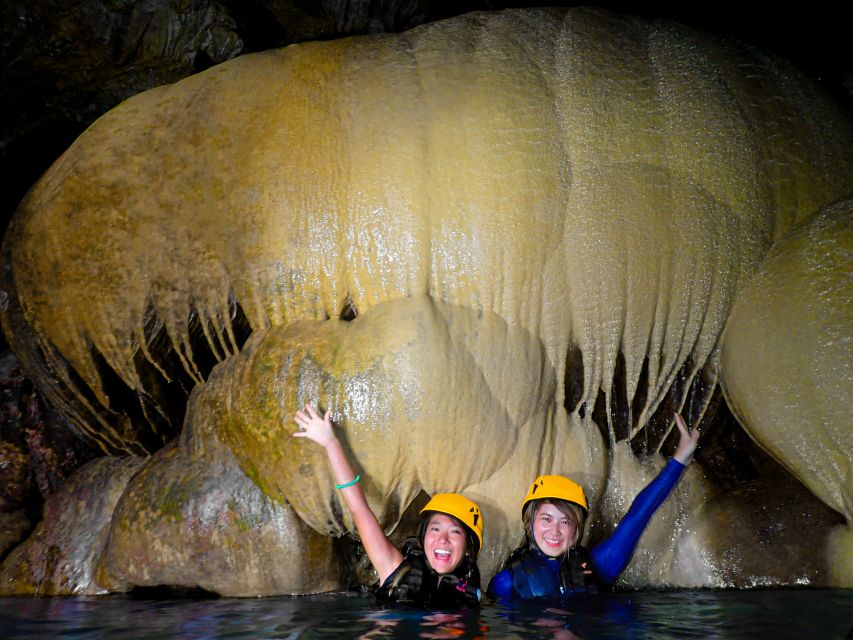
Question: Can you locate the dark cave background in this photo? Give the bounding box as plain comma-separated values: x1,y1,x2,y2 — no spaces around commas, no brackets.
0,0,848,568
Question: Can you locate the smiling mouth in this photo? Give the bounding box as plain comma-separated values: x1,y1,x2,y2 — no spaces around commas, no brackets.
433,549,452,561
543,537,563,547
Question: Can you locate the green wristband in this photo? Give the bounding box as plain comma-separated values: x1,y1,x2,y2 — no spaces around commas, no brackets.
335,475,361,490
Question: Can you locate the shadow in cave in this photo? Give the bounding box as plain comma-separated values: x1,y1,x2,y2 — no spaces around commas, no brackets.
121,296,255,452
129,585,220,600
562,343,818,493
9,294,256,457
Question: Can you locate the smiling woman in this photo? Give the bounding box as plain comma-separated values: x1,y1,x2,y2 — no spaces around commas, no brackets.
293,405,483,608
3,5,852,596
531,501,581,557
489,414,700,601
423,513,467,569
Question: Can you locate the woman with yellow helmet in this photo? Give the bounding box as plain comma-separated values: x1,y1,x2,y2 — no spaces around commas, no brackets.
489,413,700,601
293,404,483,607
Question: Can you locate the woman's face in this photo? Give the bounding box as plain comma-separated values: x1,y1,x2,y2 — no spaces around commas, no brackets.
422,513,468,573
532,502,575,558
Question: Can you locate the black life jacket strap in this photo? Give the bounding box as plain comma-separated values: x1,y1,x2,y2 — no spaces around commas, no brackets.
376,539,481,608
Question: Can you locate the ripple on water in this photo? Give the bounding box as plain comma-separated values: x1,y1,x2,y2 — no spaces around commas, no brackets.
1,589,852,639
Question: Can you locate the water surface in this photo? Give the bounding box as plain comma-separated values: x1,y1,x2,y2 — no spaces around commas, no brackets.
2,589,851,639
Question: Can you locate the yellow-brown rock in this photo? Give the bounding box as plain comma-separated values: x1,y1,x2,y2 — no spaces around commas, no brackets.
208,295,574,579
2,8,852,592
720,199,853,586
98,371,343,596
5,8,851,454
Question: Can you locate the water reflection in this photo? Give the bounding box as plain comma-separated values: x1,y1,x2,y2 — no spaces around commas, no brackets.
357,610,488,639
1,590,851,639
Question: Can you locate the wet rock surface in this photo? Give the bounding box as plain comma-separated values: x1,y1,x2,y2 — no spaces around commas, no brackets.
0,4,851,595
3,1,851,238
0,0,247,234
98,378,344,596
0,455,144,595
720,201,853,585
699,475,845,588
1,377,345,596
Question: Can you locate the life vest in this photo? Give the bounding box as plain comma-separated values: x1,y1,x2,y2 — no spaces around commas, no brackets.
375,540,481,608
507,545,600,599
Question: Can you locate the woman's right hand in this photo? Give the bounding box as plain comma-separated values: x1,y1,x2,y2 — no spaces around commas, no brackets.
293,403,404,583
293,404,335,447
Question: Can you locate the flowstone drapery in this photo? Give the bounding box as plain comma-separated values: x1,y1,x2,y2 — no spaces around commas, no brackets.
2,8,852,593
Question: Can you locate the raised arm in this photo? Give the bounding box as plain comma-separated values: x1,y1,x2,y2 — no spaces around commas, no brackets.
589,413,700,586
672,413,700,465
293,404,403,583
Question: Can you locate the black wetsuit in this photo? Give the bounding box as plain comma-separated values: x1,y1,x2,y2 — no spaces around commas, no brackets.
376,542,481,608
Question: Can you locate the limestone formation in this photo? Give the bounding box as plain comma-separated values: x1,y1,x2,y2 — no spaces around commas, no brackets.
2,8,852,592
97,371,344,596
720,200,853,585
0,456,143,595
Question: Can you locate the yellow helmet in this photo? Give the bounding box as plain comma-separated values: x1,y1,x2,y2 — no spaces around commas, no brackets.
420,493,483,556
522,475,588,514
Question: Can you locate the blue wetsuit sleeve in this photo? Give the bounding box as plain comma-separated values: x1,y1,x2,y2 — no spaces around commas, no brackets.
487,568,512,601
589,458,686,586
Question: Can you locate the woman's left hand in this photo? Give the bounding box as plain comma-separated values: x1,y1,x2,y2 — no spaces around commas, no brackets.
672,413,701,465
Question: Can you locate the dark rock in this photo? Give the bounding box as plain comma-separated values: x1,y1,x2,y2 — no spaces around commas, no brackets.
0,510,32,561
0,350,99,513
701,475,844,587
